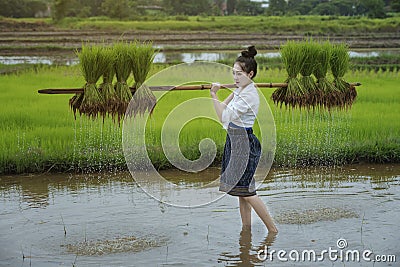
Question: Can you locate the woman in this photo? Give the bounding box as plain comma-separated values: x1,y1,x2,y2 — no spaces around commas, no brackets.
210,46,278,233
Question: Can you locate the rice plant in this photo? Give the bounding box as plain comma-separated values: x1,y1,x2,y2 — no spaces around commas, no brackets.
272,40,305,109
98,45,117,120
1,63,399,174
330,43,355,109
74,43,109,119
113,41,133,122
313,41,341,110
299,39,320,109
69,93,84,119
129,41,157,117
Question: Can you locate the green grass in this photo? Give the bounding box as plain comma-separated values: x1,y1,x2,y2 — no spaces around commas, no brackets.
2,15,400,35
0,65,399,174
61,15,400,34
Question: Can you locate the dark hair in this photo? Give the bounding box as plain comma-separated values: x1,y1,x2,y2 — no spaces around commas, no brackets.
235,46,258,79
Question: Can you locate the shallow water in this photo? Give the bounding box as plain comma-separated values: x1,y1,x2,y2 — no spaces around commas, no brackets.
0,49,396,65
0,164,399,266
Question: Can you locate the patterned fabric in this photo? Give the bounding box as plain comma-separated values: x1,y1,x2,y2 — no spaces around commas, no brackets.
219,126,261,197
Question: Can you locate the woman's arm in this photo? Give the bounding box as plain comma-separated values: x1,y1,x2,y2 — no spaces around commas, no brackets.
210,83,233,122
223,92,234,106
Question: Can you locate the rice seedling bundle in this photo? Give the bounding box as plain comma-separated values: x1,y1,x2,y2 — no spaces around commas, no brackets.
299,39,320,109
59,40,358,123
113,41,133,121
71,43,109,119
272,40,357,111
313,41,341,110
98,46,117,119
330,43,355,109
129,41,157,117
272,40,305,109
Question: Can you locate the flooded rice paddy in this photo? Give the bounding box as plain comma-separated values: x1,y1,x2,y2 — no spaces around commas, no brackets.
0,49,396,66
0,164,399,266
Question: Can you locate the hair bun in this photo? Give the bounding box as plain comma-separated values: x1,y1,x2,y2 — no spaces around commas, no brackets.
241,50,250,57
241,46,257,58
247,46,257,57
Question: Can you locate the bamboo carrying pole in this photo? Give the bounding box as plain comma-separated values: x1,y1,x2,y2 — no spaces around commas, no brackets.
38,82,361,94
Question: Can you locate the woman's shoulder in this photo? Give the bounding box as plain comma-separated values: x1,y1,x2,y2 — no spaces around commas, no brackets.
235,83,258,106
240,83,259,97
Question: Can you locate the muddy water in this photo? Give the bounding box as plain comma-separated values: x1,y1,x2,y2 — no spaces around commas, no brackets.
0,164,399,266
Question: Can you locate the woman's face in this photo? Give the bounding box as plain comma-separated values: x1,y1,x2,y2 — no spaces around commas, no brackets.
233,62,253,88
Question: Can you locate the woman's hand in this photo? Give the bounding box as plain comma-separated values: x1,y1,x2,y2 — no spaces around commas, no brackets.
210,82,220,96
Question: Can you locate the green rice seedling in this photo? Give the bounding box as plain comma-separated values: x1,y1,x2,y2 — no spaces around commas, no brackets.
129,41,157,117
313,41,341,110
74,43,109,119
330,43,355,109
98,45,117,120
272,40,305,109
1,65,400,174
113,41,133,122
299,39,320,109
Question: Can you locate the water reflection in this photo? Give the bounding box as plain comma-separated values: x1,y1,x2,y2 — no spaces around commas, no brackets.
0,55,78,66
0,164,399,210
20,176,50,208
218,227,277,266
0,172,135,210
0,49,395,65
0,164,399,266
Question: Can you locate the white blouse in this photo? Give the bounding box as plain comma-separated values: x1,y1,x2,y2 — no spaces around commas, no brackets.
221,83,260,129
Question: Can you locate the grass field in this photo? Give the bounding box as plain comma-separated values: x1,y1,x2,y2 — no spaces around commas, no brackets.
0,64,399,174
70,15,400,34
4,15,400,35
